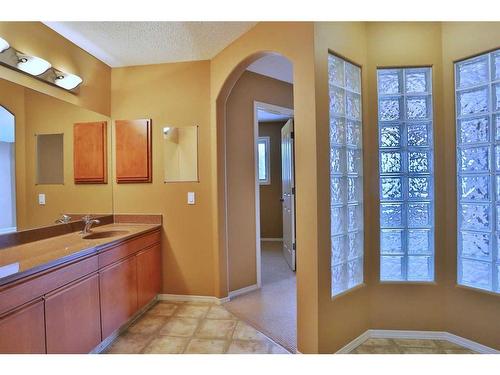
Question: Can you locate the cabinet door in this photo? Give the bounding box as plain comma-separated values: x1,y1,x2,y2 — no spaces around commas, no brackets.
137,244,161,309
100,256,138,339
115,119,152,183
45,274,101,353
0,299,46,353
74,121,108,184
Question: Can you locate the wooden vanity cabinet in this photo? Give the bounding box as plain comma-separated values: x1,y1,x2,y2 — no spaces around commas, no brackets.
137,244,161,309
0,228,161,353
45,273,101,354
0,299,46,354
99,255,138,338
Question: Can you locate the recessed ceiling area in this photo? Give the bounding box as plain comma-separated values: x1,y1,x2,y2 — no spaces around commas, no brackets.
43,22,257,67
247,54,293,84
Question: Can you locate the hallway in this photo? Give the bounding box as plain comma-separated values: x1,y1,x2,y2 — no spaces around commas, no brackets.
224,240,297,353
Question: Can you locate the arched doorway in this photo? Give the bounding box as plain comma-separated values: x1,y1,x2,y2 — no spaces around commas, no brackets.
0,105,16,234
215,52,297,352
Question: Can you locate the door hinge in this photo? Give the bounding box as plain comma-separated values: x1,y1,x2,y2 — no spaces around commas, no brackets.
292,187,296,195
292,242,296,250
291,131,294,139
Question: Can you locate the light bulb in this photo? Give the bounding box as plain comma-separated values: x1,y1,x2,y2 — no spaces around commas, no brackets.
54,71,83,90
0,37,9,53
17,54,51,75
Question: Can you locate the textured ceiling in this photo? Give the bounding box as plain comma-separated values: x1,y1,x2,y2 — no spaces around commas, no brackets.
247,54,293,83
43,22,257,67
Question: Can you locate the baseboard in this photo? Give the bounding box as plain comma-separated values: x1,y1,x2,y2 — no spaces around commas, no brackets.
260,237,283,242
335,329,499,354
158,293,230,305
335,330,372,354
228,284,259,299
90,296,158,353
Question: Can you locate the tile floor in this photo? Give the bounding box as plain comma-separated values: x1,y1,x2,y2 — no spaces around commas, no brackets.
350,338,477,354
104,301,290,354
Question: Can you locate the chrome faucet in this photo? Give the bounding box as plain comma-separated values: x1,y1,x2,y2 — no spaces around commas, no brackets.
81,215,100,235
55,214,72,224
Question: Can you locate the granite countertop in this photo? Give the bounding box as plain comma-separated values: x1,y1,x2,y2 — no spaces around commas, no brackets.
0,223,161,287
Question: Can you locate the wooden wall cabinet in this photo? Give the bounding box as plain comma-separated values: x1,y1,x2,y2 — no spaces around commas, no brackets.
0,299,46,354
45,273,101,354
74,121,108,184
115,119,152,183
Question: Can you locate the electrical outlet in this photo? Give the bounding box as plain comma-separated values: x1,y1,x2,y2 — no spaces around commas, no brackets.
38,193,46,205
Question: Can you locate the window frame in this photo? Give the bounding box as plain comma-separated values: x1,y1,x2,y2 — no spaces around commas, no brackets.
454,48,500,294
376,66,436,283
257,136,271,185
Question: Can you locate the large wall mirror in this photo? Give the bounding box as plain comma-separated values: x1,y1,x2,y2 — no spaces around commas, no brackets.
0,78,112,233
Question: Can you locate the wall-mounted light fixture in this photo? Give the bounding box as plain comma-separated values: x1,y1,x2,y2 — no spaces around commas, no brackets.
16,53,51,76
0,37,9,53
0,36,83,93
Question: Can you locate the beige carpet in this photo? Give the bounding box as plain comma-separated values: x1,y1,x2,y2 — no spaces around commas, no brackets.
224,240,297,353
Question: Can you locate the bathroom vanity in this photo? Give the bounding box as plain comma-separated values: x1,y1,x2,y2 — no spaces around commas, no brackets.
0,223,161,354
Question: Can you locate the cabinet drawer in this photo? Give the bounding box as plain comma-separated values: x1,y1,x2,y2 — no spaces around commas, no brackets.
98,230,160,268
0,255,98,316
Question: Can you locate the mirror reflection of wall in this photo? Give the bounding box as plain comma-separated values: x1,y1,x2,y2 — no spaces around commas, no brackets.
0,77,112,232
36,134,64,184
0,106,16,234
163,126,199,182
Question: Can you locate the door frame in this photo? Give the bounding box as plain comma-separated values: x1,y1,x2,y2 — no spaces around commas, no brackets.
253,101,294,287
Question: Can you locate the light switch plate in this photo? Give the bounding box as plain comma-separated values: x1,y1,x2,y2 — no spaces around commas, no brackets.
187,192,195,205
38,193,46,205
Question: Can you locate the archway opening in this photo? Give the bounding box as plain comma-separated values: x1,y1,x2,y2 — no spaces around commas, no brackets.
216,52,297,352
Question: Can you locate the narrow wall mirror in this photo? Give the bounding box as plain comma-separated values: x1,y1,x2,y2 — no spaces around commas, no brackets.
36,133,64,184
163,125,199,182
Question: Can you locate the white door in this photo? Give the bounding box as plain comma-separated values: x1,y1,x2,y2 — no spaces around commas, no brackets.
281,119,296,271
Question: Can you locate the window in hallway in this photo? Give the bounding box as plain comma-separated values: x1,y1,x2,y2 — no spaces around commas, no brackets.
328,53,364,296
258,136,271,185
377,67,435,282
456,49,500,293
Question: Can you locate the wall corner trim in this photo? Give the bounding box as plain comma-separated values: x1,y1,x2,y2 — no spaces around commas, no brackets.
335,329,499,354
158,294,230,305
228,284,260,299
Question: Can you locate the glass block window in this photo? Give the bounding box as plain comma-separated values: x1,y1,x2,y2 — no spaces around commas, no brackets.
456,49,500,293
328,53,364,296
377,67,435,282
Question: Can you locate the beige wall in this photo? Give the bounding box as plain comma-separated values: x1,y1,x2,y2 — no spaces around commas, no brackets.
226,71,293,292
111,61,214,296
0,22,111,116
259,121,287,239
